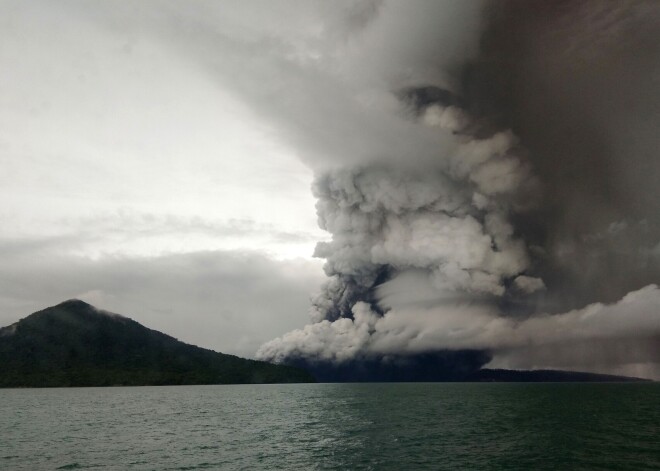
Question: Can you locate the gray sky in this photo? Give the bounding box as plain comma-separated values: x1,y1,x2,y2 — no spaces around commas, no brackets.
0,0,329,357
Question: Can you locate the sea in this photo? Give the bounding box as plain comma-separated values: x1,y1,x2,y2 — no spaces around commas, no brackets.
1,383,659,470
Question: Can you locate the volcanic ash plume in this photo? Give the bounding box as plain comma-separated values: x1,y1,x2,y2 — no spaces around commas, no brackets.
258,88,543,365
256,0,660,379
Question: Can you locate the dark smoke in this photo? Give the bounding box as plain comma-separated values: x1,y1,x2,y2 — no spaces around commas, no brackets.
463,0,660,312
255,1,660,379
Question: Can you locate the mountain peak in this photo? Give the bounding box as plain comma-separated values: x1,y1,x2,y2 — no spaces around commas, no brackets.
56,299,94,310
48,299,125,320
0,302,316,387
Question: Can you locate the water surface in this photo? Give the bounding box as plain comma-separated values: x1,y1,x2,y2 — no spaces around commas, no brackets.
1,383,659,470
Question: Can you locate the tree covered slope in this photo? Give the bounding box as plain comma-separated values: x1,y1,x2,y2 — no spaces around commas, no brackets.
0,300,315,387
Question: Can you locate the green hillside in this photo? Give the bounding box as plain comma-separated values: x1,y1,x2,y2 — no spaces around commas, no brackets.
0,300,315,387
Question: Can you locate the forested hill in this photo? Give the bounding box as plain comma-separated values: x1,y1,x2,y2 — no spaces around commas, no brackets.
0,300,315,387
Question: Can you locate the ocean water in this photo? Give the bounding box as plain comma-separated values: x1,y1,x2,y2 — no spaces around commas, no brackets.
1,383,659,470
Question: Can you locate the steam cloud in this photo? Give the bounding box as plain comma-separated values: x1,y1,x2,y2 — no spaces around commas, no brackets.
243,1,660,379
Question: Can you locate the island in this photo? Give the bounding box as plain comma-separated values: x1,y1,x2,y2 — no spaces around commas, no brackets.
1,300,649,387
0,300,315,387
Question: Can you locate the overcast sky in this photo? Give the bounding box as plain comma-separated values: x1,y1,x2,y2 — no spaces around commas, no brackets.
0,0,332,357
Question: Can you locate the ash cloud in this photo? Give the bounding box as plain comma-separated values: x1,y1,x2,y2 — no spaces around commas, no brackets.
260,283,660,379
251,1,660,379
258,1,543,375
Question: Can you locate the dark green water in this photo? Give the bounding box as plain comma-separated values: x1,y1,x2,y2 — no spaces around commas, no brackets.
1,383,659,470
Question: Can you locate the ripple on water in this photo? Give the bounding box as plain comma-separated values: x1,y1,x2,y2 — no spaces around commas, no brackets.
0,383,659,470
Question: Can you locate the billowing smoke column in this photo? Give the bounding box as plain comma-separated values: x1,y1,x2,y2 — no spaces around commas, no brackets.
257,83,544,373
312,99,542,309
256,0,660,380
